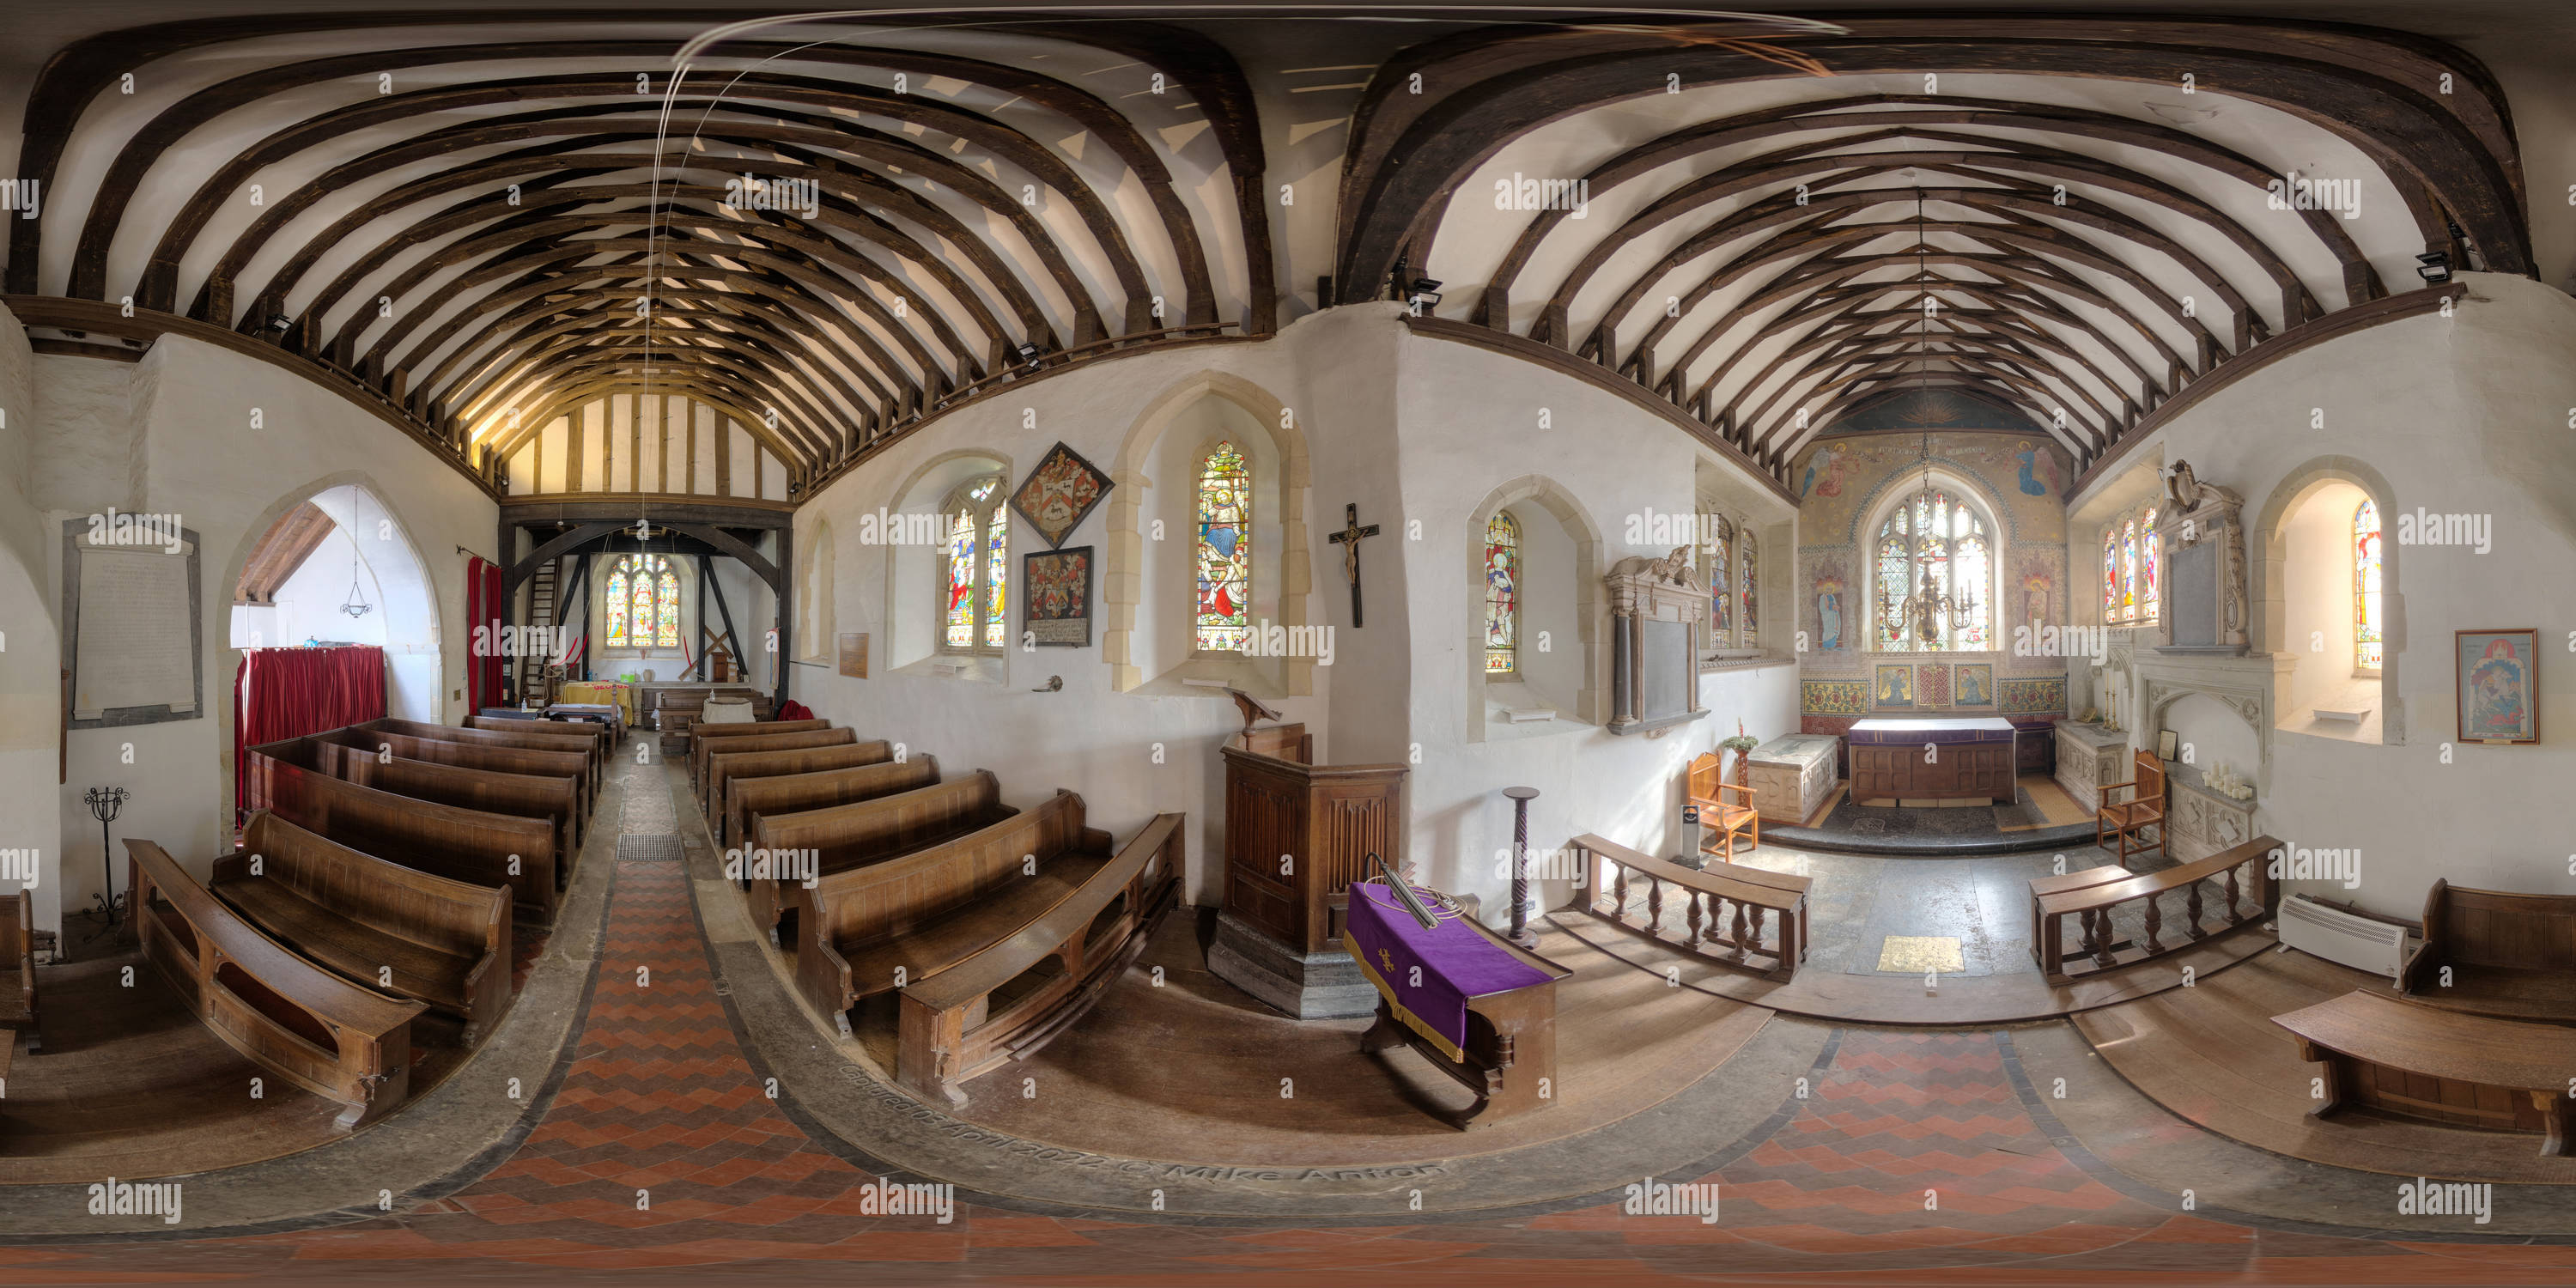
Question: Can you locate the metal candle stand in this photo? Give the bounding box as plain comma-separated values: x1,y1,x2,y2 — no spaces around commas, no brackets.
1503,786,1540,949
82,786,131,942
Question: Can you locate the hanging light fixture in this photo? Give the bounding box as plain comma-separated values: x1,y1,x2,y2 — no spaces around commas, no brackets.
1886,428,1973,647
339,487,375,618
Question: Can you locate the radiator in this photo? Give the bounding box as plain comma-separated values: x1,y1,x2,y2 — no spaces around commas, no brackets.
2278,894,2409,980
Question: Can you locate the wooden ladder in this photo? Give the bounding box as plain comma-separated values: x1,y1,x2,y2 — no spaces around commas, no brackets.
516,560,556,703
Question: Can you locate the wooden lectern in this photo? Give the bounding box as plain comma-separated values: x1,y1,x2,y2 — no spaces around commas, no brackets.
1221,723,1408,955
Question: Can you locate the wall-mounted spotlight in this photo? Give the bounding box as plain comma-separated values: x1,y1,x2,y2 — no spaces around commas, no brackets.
264,313,294,333
2415,252,2452,284
1014,342,1042,366
1405,276,1443,309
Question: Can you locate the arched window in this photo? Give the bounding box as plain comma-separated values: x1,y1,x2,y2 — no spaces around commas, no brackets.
2354,499,2383,671
1739,529,1759,643
2102,501,2161,626
1484,511,1519,674
1195,441,1251,651
603,554,679,649
939,474,1007,654
1874,489,1990,651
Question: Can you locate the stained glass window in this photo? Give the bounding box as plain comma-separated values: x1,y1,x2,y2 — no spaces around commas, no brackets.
1195,442,1251,651
605,555,678,649
1739,529,1758,642
2354,499,2382,671
2103,503,2160,626
1709,516,1734,645
605,564,630,647
1484,512,1519,674
939,474,1007,654
1874,490,1989,651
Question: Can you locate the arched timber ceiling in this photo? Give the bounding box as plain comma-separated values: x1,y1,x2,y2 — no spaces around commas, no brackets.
6,13,1273,495
1340,14,2529,477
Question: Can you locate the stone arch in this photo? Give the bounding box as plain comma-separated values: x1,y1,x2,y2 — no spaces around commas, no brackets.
217,470,444,820
1102,370,1312,694
2252,455,2403,744
1465,476,1606,739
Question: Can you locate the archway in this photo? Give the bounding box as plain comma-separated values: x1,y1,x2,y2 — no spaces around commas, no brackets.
2254,459,2399,744
1464,476,1605,740
221,474,443,817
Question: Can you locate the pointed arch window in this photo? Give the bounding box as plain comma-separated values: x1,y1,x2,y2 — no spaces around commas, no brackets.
1874,489,1989,651
1484,511,1519,675
1739,529,1759,643
1708,515,1734,645
2103,501,2161,627
2354,499,2383,671
939,474,1008,655
1195,442,1252,651
604,554,679,648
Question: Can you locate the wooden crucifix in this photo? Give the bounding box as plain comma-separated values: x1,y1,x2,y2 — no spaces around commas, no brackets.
1327,502,1382,627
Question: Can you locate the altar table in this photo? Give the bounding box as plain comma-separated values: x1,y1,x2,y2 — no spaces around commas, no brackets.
1846,717,2017,805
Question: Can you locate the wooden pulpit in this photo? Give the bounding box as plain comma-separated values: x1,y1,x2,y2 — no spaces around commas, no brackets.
1221,723,1408,955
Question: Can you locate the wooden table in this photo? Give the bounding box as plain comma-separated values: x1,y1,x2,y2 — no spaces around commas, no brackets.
1847,717,2017,804
2273,989,2576,1155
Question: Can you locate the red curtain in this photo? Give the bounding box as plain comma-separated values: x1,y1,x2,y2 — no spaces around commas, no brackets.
235,645,386,817
466,556,503,712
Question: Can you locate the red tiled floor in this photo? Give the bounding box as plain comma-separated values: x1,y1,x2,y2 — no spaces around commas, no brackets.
10,762,2572,1285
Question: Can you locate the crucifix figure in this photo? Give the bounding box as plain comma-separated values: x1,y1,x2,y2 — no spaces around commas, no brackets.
1327,502,1382,627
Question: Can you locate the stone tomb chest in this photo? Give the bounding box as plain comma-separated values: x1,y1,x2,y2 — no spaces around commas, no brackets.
1747,734,1839,826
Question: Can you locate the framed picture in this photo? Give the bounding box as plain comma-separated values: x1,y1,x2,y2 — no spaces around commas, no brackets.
2456,629,2538,744
1873,663,1914,708
1953,663,1993,708
1010,441,1114,550
1024,546,1093,647
837,632,869,678
2157,729,2178,762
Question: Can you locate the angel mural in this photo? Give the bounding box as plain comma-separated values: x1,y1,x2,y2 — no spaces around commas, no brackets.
1801,440,1849,499
2014,440,2059,497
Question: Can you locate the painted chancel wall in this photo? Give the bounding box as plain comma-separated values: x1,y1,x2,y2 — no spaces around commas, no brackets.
1793,394,2074,758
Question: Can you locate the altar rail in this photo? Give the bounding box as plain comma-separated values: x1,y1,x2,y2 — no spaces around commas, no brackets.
2032,833,2280,984
1569,834,1808,982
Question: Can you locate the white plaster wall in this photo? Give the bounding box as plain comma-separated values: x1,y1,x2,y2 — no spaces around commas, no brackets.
2279,481,2366,714
1392,325,1801,916
2069,273,2576,915
0,305,64,933
10,336,497,927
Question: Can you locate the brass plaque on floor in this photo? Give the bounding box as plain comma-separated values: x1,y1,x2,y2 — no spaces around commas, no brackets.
1877,935,1965,973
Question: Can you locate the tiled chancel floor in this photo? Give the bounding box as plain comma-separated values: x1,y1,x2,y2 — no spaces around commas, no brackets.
3,750,2571,1283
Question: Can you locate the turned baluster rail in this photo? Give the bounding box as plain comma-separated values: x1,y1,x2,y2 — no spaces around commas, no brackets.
1570,833,1808,982
2032,834,2281,985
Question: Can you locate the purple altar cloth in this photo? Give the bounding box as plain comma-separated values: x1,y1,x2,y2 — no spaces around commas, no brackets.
1342,883,1551,1060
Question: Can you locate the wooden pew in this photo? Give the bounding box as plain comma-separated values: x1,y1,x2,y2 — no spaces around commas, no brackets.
712,742,905,848
2275,989,2576,1156
124,839,424,1131
2398,881,2576,1020
703,732,870,833
743,765,995,938
898,813,1184,1104
300,735,581,864
1571,833,1809,981
688,720,832,789
364,718,598,811
318,726,588,820
466,715,610,774
245,742,559,920
797,790,1110,1024
685,726,835,793
215,812,512,1045
0,889,35,1053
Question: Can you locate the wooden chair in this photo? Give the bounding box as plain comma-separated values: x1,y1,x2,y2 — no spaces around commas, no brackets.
2095,749,2166,868
1684,752,1759,863
1,889,37,1053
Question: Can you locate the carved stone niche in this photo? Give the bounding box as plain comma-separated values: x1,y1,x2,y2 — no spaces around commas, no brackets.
2154,459,2250,656
1606,546,1711,736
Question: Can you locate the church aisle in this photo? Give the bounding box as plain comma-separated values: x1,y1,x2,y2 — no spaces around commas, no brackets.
1,751,2566,1282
